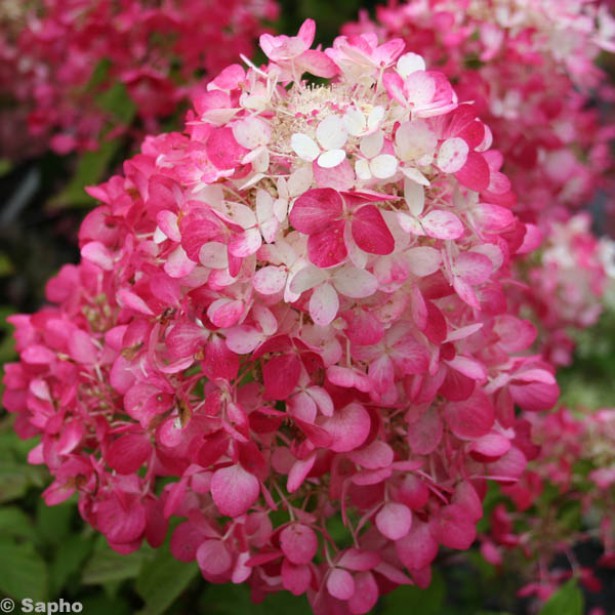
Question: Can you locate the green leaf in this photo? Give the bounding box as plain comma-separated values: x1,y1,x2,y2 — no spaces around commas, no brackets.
48,140,118,209
382,571,445,615
538,580,583,615
82,540,144,586
0,462,47,503
49,534,94,597
36,499,75,546
202,583,312,615
0,541,48,601
0,507,34,541
78,592,133,615
135,547,199,615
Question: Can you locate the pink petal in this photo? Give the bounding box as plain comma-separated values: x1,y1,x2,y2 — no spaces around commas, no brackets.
290,188,343,234
351,205,395,255
327,568,355,601
407,406,442,455
280,524,318,565
282,560,312,596
455,151,490,192
308,223,348,268
253,265,287,295
106,434,151,474
395,519,438,570
210,464,260,517
196,539,232,577
421,210,464,239
444,390,494,439
320,403,371,453
433,504,477,550
348,572,379,615
454,252,492,284
376,502,413,540
263,354,301,400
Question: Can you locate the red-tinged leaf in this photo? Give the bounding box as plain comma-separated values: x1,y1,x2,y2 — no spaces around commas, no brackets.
422,210,464,239
376,503,413,540
210,464,260,517
320,403,371,453
351,205,395,255
395,519,438,570
280,524,318,565
290,188,343,233
444,390,494,439
106,434,151,474
307,222,348,268
263,353,301,400
455,151,490,192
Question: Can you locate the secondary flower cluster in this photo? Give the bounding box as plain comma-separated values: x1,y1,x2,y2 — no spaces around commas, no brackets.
344,0,615,227
3,22,560,613
0,0,278,158
519,214,615,366
345,0,615,372
481,406,615,604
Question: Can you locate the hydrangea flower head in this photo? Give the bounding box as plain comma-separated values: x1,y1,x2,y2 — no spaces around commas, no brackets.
3,21,559,613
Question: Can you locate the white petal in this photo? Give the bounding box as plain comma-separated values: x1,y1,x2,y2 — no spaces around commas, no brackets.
436,137,469,173
253,266,287,295
318,149,346,168
199,242,229,268
397,52,426,77
400,166,430,186
289,265,327,294
370,154,399,179
291,133,320,162
232,116,271,149
367,106,385,131
404,178,425,216
309,283,340,326
317,115,348,150
355,159,372,181
332,266,379,298
344,107,367,136
360,131,384,159
287,166,314,196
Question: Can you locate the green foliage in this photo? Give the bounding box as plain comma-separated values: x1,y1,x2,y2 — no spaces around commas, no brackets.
382,571,445,614
538,580,584,615
135,548,199,615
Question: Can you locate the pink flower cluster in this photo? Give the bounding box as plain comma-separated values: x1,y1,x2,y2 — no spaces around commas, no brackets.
481,406,615,603
344,0,615,227
0,0,278,157
520,214,614,366
3,21,560,613
345,0,615,368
